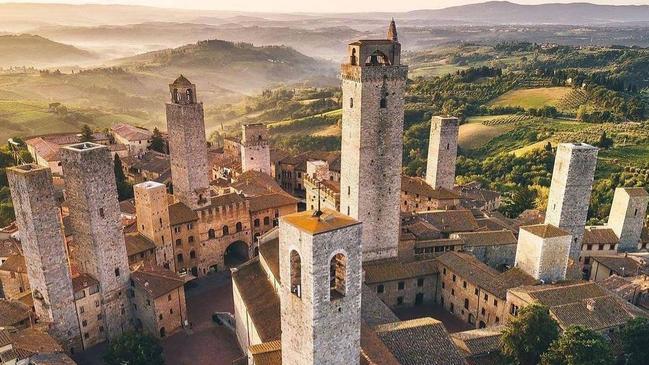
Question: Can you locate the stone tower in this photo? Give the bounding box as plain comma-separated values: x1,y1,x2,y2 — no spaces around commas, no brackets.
279,209,362,365
7,164,82,353
425,116,459,190
134,181,175,269
166,75,210,210
608,187,649,252
515,224,572,283
241,123,271,175
61,142,131,340
545,143,598,277
340,20,408,262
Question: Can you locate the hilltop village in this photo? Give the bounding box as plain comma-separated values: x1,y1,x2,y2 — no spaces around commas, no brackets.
1,21,649,365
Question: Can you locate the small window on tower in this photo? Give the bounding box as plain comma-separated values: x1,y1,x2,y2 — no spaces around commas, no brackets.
99,208,105,218
349,98,354,108
380,98,387,109
114,268,120,277
290,250,302,298
330,253,347,300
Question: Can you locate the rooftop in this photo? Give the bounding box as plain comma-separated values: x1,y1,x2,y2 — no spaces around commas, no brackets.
455,230,517,247
281,209,360,235
124,232,157,257
71,273,99,293
0,254,26,273
248,193,298,212
131,267,185,299
249,340,281,365
591,255,645,276
111,123,152,142
168,202,199,226
583,227,619,245
401,176,460,200
0,300,31,327
520,224,570,239
418,210,480,233
451,326,504,358
363,259,438,284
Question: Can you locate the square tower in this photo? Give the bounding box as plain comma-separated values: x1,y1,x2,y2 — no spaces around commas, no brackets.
134,181,175,269
426,116,459,190
7,164,82,352
515,224,572,283
166,75,210,210
279,210,362,365
608,187,649,252
60,142,131,339
545,143,598,277
339,21,408,262
241,123,271,175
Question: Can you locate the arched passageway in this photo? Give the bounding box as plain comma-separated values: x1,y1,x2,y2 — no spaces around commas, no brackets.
224,240,249,267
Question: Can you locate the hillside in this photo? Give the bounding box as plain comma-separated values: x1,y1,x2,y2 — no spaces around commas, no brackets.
0,34,97,68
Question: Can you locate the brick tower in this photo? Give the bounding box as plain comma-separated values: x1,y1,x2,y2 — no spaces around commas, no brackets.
134,181,175,269
7,164,82,353
279,209,362,365
241,123,271,175
61,142,131,340
608,187,649,252
166,75,210,210
545,143,598,277
426,116,459,190
339,20,408,261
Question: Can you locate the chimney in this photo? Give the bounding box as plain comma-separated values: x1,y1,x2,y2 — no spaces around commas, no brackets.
585,298,596,311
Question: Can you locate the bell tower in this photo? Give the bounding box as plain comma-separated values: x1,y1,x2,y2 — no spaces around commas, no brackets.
339,20,408,262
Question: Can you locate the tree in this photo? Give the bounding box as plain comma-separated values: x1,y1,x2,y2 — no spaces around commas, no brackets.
149,127,166,153
540,325,613,365
596,131,613,149
499,186,536,218
501,303,560,365
103,331,164,365
113,154,133,200
80,124,94,142
621,317,649,365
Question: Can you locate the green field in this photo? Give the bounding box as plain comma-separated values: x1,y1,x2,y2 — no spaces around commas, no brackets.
489,87,573,109
599,144,649,165
458,116,517,150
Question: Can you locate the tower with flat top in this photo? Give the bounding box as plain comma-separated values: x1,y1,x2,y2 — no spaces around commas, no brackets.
166,75,210,210
608,187,649,252
426,116,459,190
339,20,408,262
241,123,271,175
134,181,175,269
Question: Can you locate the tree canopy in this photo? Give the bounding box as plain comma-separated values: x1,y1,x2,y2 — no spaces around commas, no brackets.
103,331,164,365
540,325,613,365
621,317,649,365
501,303,560,365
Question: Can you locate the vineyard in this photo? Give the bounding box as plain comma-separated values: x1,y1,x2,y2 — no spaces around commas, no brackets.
481,114,534,126
556,88,590,111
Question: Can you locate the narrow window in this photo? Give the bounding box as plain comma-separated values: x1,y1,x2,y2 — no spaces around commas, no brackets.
380,98,387,108
222,225,229,236
398,281,405,290
290,250,302,298
208,229,216,239
99,208,105,218
236,222,243,232
330,253,347,300
377,284,384,294
114,268,120,277
349,98,354,108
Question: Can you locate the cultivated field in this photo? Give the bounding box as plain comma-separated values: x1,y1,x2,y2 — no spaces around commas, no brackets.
488,87,572,109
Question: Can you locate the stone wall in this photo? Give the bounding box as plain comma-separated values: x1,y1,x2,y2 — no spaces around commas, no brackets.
470,244,517,270
0,269,30,300
153,287,187,338
241,124,271,175
515,226,571,282
134,181,174,270
368,274,438,308
608,187,649,252
426,116,459,190
74,288,106,349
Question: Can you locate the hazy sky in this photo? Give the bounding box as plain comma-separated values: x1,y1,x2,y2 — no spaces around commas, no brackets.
2,0,649,12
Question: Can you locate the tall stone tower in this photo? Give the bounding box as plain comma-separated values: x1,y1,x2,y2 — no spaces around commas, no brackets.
166,75,210,210
339,20,408,262
608,187,649,252
279,209,362,365
7,164,82,353
240,123,271,175
515,224,572,283
134,181,175,269
61,142,131,340
425,116,459,190
545,143,598,277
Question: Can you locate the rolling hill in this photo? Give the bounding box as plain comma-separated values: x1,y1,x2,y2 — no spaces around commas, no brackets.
0,34,97,68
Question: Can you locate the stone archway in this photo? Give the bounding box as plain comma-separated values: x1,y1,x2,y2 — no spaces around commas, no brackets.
224,240,249,267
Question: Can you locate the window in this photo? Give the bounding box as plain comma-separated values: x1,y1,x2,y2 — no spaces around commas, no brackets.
451,289,455,296
95,300,100,308
97,314,102,320
380,98,387,108
254,219,260,227
74,290,86,300
349,98,354,108
190,250,196,259
442,282,445,289
82,320,87,327
168,294,172,301
443,268,447,275
115,268,120,277
99,208,104,218
598,244,604,250
174,226,180,233
495,316,500,324
483,294,488,301
188,236,194,243
290,250,302,298
176,239,182,246
264,217,270,225
208,229,215,239
170,308,174,314
99,326,104,332
452,274,456,282
397,296,404,305
398,281,405,290
474,288,479,296
159,314,163,320
417,278,424,287
177,254,183,263
84,333,89,339
330,253,347,300
147,299,151,306
236,222,243,232
377,285,384,294
493,299,498,306
481,308,486,316
80,306,85,314
464,298,469,309
222,225,229,236
187,223,193,230
510,304,519,316
463,281,467,288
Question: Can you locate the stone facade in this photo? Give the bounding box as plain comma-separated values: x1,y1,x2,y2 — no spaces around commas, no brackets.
0,257,30,300
608,187,649,252
425,116,459,190
545,143,598,277
280,210,362,365
241,123,271,175
6,164,82,353
134,181,174,270
515,224,571,282
169,209,201,276
166,75,210,210
72,275,106,349
340,36,407,262
60,143,132,340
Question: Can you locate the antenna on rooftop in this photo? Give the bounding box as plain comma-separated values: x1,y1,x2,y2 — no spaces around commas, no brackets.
8,138,25,165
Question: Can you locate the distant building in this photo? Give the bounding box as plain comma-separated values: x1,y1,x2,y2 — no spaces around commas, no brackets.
111,123,153,157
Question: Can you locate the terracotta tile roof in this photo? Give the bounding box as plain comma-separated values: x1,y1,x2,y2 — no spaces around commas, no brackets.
231,259,281,342
172,74,192,86
131,267,184,299
374,317,466,365
124,232,156,257
414,238,463,249
25,137,61,161
259,237,279,283
119,199,136,216
270,148,290,164
111,123,152,142
0,239,20,258
510,281,610,307
583,227,619,245
520,224,570,239
455,230,517,246
282,209,360,235
249,340,281,365
279,151,339,170
231,170,284,196
10,328,63,356
419,210,480,233
0,255,26,273
591,255,645,276
248,193,298,212
71,273,99,293
210,192,246,208
121,151,170,175
363,258,438,284
26,352,77,365
451,326,505,358
550,295,642,331
402,219,441,240
476,218,514,232
168,202,198,226
0,329,12,347
401,176,460,200
622,187,649,197
360,323,401,365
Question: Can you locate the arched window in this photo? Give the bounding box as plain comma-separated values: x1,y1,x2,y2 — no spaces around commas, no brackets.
290,250,302,298
254,219,260,227
380,98,387,109
236,222,243,232
208,229,216,239
190,250,196,259
188,236,194,243
330,253,347,300
177,254,183,263
263,217,270,226
175,239,182,246
222,225,229,236
350,48,357,65
186,89,193,102
172,88,178,103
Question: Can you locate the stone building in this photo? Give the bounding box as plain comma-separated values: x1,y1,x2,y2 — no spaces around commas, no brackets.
363,259,438,308
121,151,170,184
452,230,518,270
241,123,271,175
608,187,649,252
544,143,598,277
6,164,82,353
111,123,153,157
124,232,157,269
61,143,132,340
515,224,572,283
276,151,340,196
166,75,210,210
130,267,187,338
588,255,647,282
72,274,106,349
426,116,459,190
304,160,340,212
0,255,30,300
248,193,297,244
168,202,200,276
400,176,460,212
133,181,174,270
340,23,407,262
579,226,619,275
